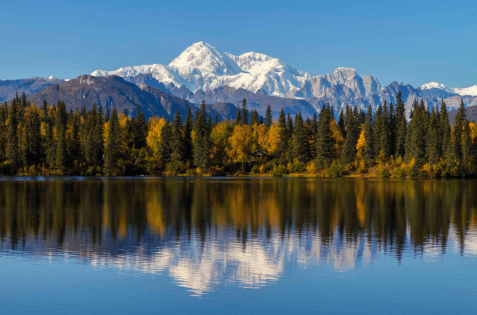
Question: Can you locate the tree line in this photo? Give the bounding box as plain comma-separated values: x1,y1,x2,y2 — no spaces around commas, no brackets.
0,91,475,177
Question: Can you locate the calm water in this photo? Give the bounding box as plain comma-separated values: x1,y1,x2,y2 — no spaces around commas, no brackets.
1,178,476,314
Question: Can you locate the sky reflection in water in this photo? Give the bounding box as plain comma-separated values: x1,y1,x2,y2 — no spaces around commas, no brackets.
1,178,476,314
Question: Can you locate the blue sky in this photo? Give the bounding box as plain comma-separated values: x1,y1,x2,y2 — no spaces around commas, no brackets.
1,0,476,88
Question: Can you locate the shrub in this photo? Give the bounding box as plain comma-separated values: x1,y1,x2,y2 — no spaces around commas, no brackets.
166,161,183,176
306,161,318,174
290,162,306,173
185,169,197,176
379,168,391,178
261,159,278,174
327,160,343,177
251,164,261,174
271,165,288,177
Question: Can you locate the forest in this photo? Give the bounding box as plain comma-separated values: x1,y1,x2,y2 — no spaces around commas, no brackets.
0,91,474,177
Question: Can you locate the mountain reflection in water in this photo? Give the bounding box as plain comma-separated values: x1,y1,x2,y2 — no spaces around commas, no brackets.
1,178,476,296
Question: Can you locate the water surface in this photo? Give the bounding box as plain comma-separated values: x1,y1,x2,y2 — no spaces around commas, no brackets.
1,178,476,314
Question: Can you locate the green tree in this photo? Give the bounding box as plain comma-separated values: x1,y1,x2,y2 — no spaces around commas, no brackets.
171,109,186,163
193,101,211,169
104,108,121,175
316,105,334,167
265,105,272,128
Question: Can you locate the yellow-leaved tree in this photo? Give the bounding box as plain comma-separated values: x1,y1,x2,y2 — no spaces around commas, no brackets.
330,119,344,158
210,121,232,164
228,124,253,162
265,122,280,155
356,126,366,159
146,117,166,155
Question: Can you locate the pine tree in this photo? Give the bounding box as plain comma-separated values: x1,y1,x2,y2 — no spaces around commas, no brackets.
462,120,473,173
440,100,451,159
158,120,172,164
265,105,272,128
55,125,67,173
340,106,359,165
250,110,258,126
214,112,219,126
427,108,440,165
316,105,334,167
293,112,308,163
6,102,19,167
241,98,249,125
104,108,121,175
364,105,374,163
235,106,242,126
452,99,466,162
193,101,211,169
395,91,407,159
277,109,288,165
184,106,194,163
171,109,186,163
338,109,346,139
134,105,148,149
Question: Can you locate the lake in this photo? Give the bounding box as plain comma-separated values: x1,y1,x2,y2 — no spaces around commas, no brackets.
1,177,476,314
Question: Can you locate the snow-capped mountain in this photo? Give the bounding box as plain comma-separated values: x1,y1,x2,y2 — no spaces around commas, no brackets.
92,41,313,97
422,82,477,97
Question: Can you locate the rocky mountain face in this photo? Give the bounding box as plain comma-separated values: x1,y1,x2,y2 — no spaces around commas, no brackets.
26,75,235,121
0,77,65,102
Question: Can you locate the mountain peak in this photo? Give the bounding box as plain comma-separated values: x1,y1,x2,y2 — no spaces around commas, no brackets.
168,41,242,79
332,67,357,77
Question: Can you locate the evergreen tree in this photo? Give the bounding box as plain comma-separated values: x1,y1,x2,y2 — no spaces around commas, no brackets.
104,108,121,175
6,102,19,167
452,99,466,162
277,109,288,165
440,100,452,159
214,112,219,126
265,105,273,128
341,106,359,165
364,105,374,163
427,108,440,165
134,105,148,149
338,109,346,139
316,105,334,167
184,106,194,163
55,125,67,173
462,119,473,173
171,109,186,163
250,110,258,126
158,120,172,164
395,91,407,159
235,106,242,126
193,101,211,169
241,98,249,125
293,112,308,163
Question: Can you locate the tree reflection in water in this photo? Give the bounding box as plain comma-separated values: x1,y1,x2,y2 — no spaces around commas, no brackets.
0,178,476,295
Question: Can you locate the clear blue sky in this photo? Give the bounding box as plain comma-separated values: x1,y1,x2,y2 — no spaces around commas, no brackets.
1,0,476,88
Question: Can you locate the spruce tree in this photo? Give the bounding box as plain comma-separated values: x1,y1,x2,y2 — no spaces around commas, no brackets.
250,110,258,126
277,109,288,165
241,98,249,125
134,106,148,149
184,106,194,163
293,112,308,163
427,108,440,165
340,106,359,166
316,105,334,167
364,105,374,163
104,108,121,176
265,105,272,128
158,120,172,164
55,125,67,173
395,92,407,159
452,99,466,162
235,107,242,126
6,102,19,167
193,101,211,170
171,109,186,164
